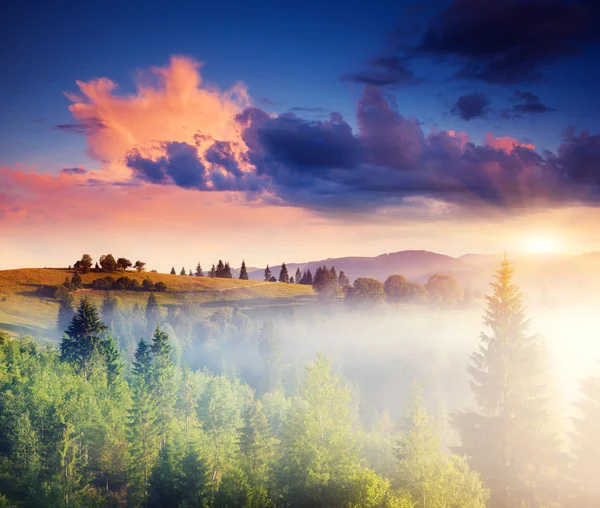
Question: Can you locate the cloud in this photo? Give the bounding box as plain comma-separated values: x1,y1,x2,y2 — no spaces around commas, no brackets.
414,0,599,84
451,92,491,120
343,55,422,87
61,167,87,175
64,55,250,179
53,118,105,134
501,90,556,118
61,56,600,218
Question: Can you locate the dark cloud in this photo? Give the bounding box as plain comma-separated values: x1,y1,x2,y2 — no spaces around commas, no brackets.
343,55,423,87
126,140,265,192
415,0,599,84
512,89,555,113
501,90,556,118
53,118,105,134
125,86,600,216
289,107,327,113
451,92,491,120
61,167,87,175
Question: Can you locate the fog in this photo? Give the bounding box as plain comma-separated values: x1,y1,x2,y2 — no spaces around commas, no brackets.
185,294,600,446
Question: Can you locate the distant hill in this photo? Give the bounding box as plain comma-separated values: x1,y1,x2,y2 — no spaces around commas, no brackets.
248,250,462,283
249,249,600,304
0,268,313,336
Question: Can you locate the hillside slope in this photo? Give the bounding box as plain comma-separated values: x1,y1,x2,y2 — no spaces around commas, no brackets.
0,268,314,336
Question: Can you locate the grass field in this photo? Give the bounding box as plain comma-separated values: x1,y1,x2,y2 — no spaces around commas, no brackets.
0,268,314,336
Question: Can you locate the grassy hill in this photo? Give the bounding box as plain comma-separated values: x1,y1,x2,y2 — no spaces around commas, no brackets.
0,268,314,336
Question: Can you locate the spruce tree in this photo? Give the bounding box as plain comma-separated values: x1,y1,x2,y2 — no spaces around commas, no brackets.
60,297,108,375
396,383,488,508
239,400,278,483
128,339,159,501
278,263,289,283
188,269,193,276
179,449,212,506
145,293,159,331
239,260,248,280
150,326,177,448
170,267,176,275
295,268,302,285
180,267,186,276
147,445,179,508
223,262,233,278
57,291,75,334
103,334,124,394
571,371,600,505
216,260,225,278
452,257,560,508
195,262,204,277
264,265,272,282
209,264,216,278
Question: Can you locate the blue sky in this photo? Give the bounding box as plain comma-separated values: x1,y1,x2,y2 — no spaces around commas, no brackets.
3,0,599,172
2,0,600,269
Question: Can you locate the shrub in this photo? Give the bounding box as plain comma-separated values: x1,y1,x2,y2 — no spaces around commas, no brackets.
154,281,167,292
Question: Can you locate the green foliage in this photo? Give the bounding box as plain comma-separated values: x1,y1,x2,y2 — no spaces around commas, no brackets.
384,275,427,304
312,266,339,297
78,253,93,274
57,290,75,334
346,277,386,306
452,258,561,507
395,383,488,508
60,297,109,375
99,254,119,273
146,292,160,331
240,260,249,280
278,263,289,283
117,257,132,271
424,274,462,307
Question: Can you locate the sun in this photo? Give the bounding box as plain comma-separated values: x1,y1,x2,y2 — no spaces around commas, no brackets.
524,236,560,254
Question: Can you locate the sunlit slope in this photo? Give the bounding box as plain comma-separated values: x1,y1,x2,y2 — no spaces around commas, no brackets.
0,268,314,335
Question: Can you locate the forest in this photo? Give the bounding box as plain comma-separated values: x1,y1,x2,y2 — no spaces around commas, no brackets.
0,258,599,508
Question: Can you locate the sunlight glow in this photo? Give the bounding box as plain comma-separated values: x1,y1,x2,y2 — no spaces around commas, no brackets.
524,235,560,253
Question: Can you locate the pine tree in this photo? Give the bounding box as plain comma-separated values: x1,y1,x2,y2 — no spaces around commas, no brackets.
195,262,204,277
180,267,186,276
103,334,124,394
452,257,561,508
147,445,179,508
239,260,248,280
209,264,216,278
216,260,225,278
145,293,159,331
571,371,600,505
258,322,283,393
128,339,159,501
295,268,302,285
57,291,75,334
150,326,177,448
170,267,176,275
60,297,108,375
223,262,233,279
179,449,212,506
188,269,193,276
239,400,278,483
338,271,350,288
264,265,272,282
278,263,289,283
396,383,488,508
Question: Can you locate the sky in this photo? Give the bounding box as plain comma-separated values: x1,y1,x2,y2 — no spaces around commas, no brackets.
2,0,600,271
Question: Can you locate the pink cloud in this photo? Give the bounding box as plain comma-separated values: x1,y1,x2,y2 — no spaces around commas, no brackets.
484,132,535,151
66,56,252,179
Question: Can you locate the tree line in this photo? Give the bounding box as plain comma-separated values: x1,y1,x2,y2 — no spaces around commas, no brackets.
4,258,600,506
